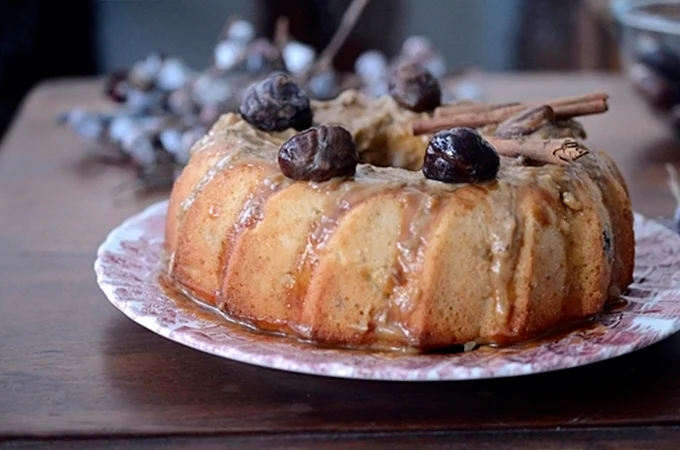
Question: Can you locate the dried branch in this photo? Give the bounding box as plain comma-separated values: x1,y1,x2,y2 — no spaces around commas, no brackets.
303,0,372,78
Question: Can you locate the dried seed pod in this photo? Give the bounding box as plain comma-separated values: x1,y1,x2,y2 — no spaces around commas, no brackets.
105,70,129,103
159,128,183,153
60,108,106,140
240,71,313,131
120,129,157,166
193,73,233,107
278,125,358,182
168,87,199,116
246,38,286,74
157,57,194,91
422,54,446,79
181,126,207,154
133,147,177,190
388,63,441,112
108,115,136,143
400,36,447,78
128,53,165,90
307,70,340,100
215,40,245,71
124,89,167,114
355,50,388,84
402,35,434,60
282,41,316,75
226,19,255,44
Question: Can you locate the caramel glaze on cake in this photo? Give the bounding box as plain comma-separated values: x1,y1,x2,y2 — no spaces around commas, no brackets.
164,90,634,352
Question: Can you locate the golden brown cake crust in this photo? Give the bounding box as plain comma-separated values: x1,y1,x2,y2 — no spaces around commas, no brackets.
164,90,634,351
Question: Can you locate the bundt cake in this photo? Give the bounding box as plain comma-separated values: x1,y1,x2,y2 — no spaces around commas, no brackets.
164,69,634,352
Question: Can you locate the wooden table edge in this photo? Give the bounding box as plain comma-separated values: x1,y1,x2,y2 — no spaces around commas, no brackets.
2,425,679,449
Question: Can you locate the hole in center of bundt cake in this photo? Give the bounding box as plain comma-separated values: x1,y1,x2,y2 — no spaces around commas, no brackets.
355,136,425,172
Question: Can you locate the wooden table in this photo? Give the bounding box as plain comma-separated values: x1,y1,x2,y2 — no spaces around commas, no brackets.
1,75,680,449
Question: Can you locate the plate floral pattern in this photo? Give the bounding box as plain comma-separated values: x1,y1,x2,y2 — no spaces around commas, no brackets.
95,201,680,381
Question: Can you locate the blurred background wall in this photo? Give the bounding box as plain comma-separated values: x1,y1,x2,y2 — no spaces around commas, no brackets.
93,0,521,73
0,0,617,139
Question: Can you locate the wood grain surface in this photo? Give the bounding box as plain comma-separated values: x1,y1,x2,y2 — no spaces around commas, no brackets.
1,76,680,448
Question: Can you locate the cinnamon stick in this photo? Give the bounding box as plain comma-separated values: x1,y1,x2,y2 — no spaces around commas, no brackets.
413,105,528,135
494,105,556,138
552,99,608,119
435,92,608,117
433,101,521,117
413,97,608,136
485,137,590,165
543,91,609,107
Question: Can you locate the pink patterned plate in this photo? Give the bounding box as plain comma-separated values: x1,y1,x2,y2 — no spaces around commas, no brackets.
95,201,680,381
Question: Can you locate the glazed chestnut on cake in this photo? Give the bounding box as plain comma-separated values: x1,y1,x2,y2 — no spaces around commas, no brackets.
278,126,359,182
240,71,313,132
388,63,442,112
423,127,500,184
